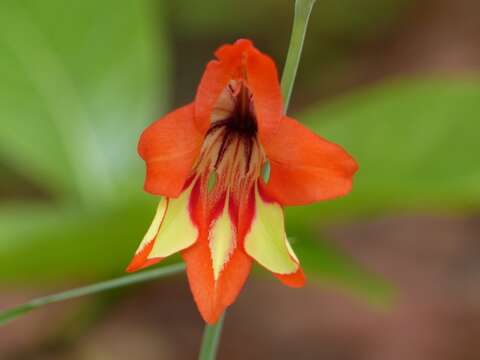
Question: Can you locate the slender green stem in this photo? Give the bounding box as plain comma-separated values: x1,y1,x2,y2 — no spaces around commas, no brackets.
281,0,317,112
0,263,185,326
198,312,226,360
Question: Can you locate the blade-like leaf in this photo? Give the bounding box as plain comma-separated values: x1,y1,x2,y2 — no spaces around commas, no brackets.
0,0,169,203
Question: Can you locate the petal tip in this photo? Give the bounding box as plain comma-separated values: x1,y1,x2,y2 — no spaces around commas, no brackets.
275,268,306,288
214,38,255,59
125,256,162,273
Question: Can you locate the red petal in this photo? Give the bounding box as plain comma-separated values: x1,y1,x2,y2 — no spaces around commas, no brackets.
138,103,204,197
181,179,252,324
245,46,283,141
262,116,358,206
182,235,252,324
194,40,252,133
194,39,283,137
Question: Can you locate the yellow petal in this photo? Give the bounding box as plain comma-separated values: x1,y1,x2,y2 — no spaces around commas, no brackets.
209,197,236,280
244,186,299,274
148,182,198,259
134,197,167,254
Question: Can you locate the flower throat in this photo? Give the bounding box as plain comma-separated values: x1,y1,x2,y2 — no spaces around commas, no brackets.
195,81,265,194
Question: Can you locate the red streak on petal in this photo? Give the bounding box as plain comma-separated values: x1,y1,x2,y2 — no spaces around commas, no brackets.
209,191,227,224
126,239,163,273
126,198,171,273
237,185,256,244
188,177,203,228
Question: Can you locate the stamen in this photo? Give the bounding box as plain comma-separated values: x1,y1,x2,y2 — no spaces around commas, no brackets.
195,80,265,198
214,130,234,169
206,118,230,135
244,136,253,174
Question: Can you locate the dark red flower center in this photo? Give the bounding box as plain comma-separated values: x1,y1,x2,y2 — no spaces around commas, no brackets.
193,80,265,198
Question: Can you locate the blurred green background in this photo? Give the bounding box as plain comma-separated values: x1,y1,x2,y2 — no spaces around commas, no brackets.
1,0,479,359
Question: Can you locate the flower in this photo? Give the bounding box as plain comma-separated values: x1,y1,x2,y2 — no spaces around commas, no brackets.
126,39,358,323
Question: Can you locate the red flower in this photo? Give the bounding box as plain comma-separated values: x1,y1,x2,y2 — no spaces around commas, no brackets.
127,39,358,323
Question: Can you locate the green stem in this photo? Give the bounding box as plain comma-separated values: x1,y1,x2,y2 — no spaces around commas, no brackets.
198,312,226,360
0,263,185,326
281,0,317,112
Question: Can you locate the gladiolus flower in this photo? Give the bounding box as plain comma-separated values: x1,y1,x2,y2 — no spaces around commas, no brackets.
127,39,358,323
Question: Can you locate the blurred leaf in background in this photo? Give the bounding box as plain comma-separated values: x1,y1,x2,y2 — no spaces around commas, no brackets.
288,77,480,227
0,0,169,280
0,0,168,202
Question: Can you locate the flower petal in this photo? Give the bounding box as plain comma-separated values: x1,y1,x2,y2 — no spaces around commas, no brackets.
182,192,251,324
182,236,251,324
244,185,299,275
126,181,200,272
194,39,283,137
194,40,253,133
209,194,236,281
262,116,358,206
245,46,283,140
138,103,204,197
126,197,167,272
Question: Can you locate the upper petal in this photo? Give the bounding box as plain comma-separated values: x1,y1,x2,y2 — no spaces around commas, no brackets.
194,40,251,133
138,103,204,197
262,116,358,206
245,45,283,141
194,39,283,137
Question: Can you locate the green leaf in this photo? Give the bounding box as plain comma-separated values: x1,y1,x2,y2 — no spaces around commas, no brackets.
290,78,480,223
0,0,169,203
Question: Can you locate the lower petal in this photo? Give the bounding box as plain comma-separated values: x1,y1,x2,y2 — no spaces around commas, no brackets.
209,194,236,281
126,180,200,272
182,237,251,324
182,193,251,324
244,185,300,275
